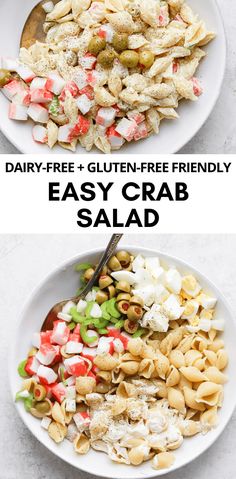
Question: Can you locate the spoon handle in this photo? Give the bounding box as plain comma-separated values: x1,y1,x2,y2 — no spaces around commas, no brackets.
79,234,123,299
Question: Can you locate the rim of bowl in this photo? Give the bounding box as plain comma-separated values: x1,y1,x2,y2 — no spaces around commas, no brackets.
9,245,236,478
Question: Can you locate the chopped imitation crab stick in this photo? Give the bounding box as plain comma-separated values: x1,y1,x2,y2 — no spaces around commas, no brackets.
96,107,116,127
173,61,179,74
73,70,88,90
58,124,77,143
36,343,58,366
65,340,83,354
107,325,121,339
134,122,148,141
87,70,104,88
14,90,31,106
51,320,70,346
51,382,67,403
25,356,40,376
77,94,93,115
32,331,52,348
64,356,88,376
59,81,79,101
127,111,145,125
73,411,90,430
2,80,24,101
78,85,94,100
97,337,114,355
98,24,114,43
192,77,203,97
46,73,66,95
28,103,49,123
31,88,53,103
38,365,58,385
81,346,97,361
115,118,137,142
107,125,125,150
17,64,36,83
32,125,48,144
8,103,28,121
119,332,132,349
74,115,90,135
30,77,47,90
79,53,97,70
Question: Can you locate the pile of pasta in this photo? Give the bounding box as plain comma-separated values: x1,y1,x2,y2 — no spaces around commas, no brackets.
18,0,215,152
19,322,228,470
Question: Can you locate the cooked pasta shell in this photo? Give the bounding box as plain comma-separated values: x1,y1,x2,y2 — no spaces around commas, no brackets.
166,365,180,387
52,401,66,425
111,398,127,416
209,340,225,353
180,366,207,382
106,12,135,34
195,382,223,406
74,433,90,454
76,376,96,395
47,0,72,21
152,451,175,470
120,360,140,375
94,353,118,371
216,349,228,370
155,379,168,399
169,349,185,368
168,387,185,414
116,381,137,398
204,367,228,385
128,338,144,356
185,349,202,367
200,406,218,432
183,387,205,411
154,352,170,379
179,419,201,437
176,334,194,353
128,444,150,465
139,359,155,378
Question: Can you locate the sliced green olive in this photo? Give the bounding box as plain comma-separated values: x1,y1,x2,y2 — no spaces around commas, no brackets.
0,68,11,88
97,50,116,68
83,268,95,281
116,292,131,302
116,280,131,293
112,33,129,53
108,255,122,271
117,300,130,314
96,290,109,304
107,284,116,299
124,319,138,334
88,36,106,55
34,384,47,402
139,50,155,69
116,250,131,267
99,274,113,289
127,304,143,322
119,51,139,68
35,400,51,414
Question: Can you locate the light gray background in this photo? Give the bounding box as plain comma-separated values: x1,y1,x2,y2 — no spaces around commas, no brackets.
0,0,235,154
0,234,236,478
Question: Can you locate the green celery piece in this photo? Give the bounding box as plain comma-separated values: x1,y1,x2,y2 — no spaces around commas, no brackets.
74,262,93,272
15,391,29,402
80,324,97,344
101,302,110,320
92,287,99,292
83,318,94,326
106,298,121,319
68,321,76,330
17,359,28,378
132,328,146,338
97,328,108,335
85,301,95,317
24,393,34,412
114,319,124,329
49,96,60,116
109,317,118,324
93,318,108,329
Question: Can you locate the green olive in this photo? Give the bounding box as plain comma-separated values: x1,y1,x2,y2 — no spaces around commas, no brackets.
35,400,51,414
28,347,37,357
139,50,155,69
96,290,109,304
97,50,116,68
84,268,95,282
88,36,106,55
127,304,143,322
117,300,130,314
124,320,138,334
107,284,116,299
116,280,131,293
130,295,144,307
34,385,47,402
99,274,113,289
0,69,11,88
108,255,122,272
116,250,131,267
95,264,108,275
112,33,129,53
119,51,139,68
117,293,131,302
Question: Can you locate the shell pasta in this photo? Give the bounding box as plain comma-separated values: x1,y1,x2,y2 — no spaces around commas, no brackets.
16,251,228,470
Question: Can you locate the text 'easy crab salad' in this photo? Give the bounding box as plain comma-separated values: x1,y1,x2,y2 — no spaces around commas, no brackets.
0,0,215,153
16,251,228,470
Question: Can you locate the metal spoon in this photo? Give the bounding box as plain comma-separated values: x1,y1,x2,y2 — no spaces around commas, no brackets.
20,0,58,49
41,234,123,332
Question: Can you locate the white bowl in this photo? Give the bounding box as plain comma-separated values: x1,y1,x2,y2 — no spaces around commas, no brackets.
9,246,236,478
0,0,226,154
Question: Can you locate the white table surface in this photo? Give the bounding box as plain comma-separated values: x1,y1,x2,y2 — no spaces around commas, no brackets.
0,234,236,478
0,0,235,154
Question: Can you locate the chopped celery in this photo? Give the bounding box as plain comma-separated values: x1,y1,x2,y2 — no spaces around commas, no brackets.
85,301,95,318
106,298,121,319
114,319,125,329
17,359,28,378
93,318,108,329
70,307,86,323
80,324,97,344
24,393,34,412
75,262,93,272
49,95,59,116
132,328,146,338
68,321,76,330
101,302,110,320
98,328,108,335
